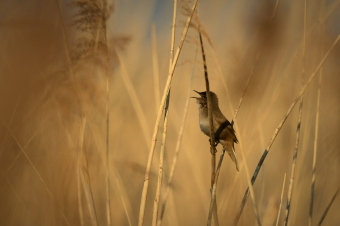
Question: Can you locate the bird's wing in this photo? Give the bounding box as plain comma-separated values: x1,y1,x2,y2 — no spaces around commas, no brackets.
214,113,238,143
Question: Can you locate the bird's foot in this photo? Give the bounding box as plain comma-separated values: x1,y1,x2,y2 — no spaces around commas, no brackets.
208,139,219,147
210,146,217,155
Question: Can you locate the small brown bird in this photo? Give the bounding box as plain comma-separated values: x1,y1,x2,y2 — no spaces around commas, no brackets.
192,90,239,171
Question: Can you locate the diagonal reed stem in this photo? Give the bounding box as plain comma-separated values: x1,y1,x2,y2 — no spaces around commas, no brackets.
317,187,340,226
233,35,340,226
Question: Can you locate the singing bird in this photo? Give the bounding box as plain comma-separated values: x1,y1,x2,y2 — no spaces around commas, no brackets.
192,90,239,171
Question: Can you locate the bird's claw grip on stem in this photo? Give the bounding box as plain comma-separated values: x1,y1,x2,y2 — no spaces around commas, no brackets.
210,146,217,155
209,138,219,147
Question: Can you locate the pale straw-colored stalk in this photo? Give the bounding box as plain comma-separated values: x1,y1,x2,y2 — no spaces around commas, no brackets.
77,116,99,226
152,1,177,225
275,173,286,226
117,52,151,146
77,117,87,226
152,24,161,113
138,1,199,225
116,178,133,226
152,112,169,226
157,36,198,226
309,3,326,225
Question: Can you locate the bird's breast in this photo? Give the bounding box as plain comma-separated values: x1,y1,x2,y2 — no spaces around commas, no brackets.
199,117,211,137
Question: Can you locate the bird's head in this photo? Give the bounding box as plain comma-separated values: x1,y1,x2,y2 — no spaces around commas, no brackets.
191,90,218,109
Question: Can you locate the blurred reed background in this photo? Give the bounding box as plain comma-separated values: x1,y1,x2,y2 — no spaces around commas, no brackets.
0,0,340,225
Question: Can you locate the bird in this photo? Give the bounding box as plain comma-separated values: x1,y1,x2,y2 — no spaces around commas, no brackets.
192,90,239,171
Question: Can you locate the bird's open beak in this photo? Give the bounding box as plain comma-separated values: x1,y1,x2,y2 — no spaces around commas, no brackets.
191,90,201,99
193,90,201,95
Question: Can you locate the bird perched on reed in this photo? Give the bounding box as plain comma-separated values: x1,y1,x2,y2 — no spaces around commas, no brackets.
192,90,239,171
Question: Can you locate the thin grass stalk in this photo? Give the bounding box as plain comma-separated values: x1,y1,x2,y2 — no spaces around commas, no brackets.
254,0,339,129
276,173,286,226
152,110,169,226
283,96,303,226
117,52,150,146
157,36,197,226
232,48,262,122
79,158,99,226
53,3,89,223
210,140,262,226
152,24,161,112
7,76,55,172
201,5,279,221
308,45,321,226
138,1,198,225
44,76,88,225
0,170,27,209
309,2,327,225
116,178,133,226
228,1,280,158
76,116,99,226
284,1,307,225
102,2,112,225
0,100,19,159
206,28,260,225
209,134,262,226
152,1,177,225
112,169,136,225
53,0,73,74
77,116,87,226
232,35,340,226
196,12,259,226
2,111,48,170
45,76,93,225
0,118,71,226
317,187,340,226
199,31,219,226
0,102,31,210
77,160,84,226
208,150,225,226
6,117,47,174
255,111,266,206
201,27,260,226
237,141,261,226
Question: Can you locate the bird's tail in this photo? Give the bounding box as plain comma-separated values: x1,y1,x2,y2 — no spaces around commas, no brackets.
223,142,239,172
